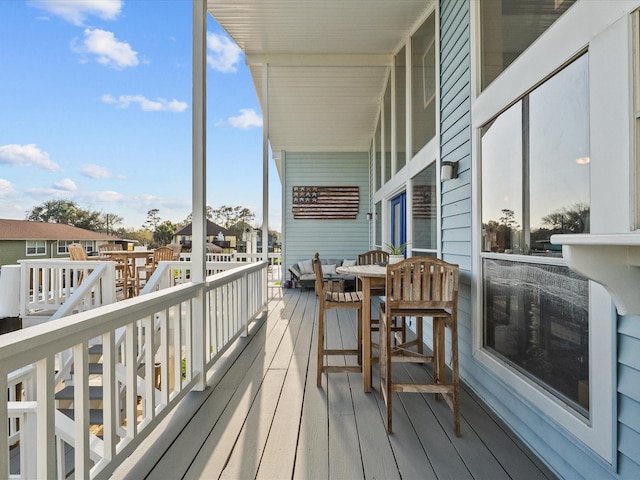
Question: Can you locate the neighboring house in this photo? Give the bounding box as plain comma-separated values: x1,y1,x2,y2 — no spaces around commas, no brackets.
173,220,235,251
0,218,118,268
212,1,640,478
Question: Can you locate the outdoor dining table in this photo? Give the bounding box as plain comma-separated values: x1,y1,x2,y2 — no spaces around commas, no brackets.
101,250,154,298
336,263,387,392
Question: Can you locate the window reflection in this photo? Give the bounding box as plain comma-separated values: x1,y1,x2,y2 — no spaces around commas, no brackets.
412,164,437,251
481,54,589,256
480,0,577,90
412,13,436,156
384,80,392,183
481,102,523,254
395,47,406,171
375,116,381,191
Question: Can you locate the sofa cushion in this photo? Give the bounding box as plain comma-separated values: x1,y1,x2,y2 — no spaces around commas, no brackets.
299,259,314,274
342,259,357,267
321,264,337,275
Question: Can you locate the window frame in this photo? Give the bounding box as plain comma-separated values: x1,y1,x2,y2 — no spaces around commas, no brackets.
470,1,622,464
26,240,46,256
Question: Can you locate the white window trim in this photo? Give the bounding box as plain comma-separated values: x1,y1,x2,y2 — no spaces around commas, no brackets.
25,240,46,256
469,1,631,464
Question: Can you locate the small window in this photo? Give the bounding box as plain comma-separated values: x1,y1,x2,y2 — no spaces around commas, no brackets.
412,163,437,255
26,240,46,256
58,240,73,254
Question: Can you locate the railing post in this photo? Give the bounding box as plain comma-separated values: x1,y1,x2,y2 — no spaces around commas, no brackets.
242,272,249,337
36,356,56,479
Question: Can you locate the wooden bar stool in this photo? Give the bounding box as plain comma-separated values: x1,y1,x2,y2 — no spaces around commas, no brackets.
379,257,460,436
314,253,364,387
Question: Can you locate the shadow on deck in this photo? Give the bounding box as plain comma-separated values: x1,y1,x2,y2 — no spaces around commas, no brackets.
113,287,557,480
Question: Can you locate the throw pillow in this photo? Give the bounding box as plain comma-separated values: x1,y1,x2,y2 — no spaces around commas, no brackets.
299,259,314,274
321,264,337,275
342,259,357,267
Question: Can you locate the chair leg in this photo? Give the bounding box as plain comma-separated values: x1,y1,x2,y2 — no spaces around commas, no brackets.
357,308,362,365
380,307,393,433
317,305,325,388
451,317,460,436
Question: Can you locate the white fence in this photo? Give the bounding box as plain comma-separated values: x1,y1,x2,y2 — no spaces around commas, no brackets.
1,261,269,479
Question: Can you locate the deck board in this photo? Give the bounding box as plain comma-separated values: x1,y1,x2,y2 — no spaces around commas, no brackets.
114,287,557,480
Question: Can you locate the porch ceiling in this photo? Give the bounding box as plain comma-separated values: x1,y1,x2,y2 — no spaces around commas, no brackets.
207,0,435,170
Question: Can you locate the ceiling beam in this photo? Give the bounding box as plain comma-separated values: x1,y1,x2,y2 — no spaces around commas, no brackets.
245,53,392,67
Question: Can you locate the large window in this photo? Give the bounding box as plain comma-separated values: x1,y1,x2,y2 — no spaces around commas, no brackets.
384,80,392,184
480,54,590,415
412,164,437,255
26,240,46,255
411,13,436,156
395,47,406,172
374,115,381,191
480,0,577,91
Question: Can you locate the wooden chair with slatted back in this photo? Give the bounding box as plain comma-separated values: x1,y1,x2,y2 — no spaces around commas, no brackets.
98,243,127,284
68,243,94,286
98,243,123,253
314,252,364,387
379,256,460,436
166,243,183,260
357,249,405,356
137,246,175,291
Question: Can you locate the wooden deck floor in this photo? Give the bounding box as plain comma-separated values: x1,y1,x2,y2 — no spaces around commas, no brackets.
114,287,557,480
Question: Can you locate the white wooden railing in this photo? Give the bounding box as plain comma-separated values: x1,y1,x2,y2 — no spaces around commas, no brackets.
18,260,118,325
2,261,269,479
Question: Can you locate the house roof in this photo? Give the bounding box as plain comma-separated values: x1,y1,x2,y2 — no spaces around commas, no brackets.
208,0,435,174
174,220,233,237
0,219,118,241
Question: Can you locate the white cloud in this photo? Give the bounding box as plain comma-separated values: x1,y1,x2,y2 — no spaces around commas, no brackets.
26,187,125,204
29,0,122,26
73,28,138,70
228,109,263,129
0,144,60,171
206,32,242,73
102,94,188,112
0,179,16,197
81,163,125,179
53,178,77,191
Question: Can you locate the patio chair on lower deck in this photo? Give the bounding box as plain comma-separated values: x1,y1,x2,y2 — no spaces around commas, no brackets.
314,252,364,387
379,256,460,436
136,246,175,293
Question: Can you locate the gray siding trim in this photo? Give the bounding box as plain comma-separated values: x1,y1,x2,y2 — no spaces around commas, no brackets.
618,315,640,476
282,152,370,275
439,0,635,478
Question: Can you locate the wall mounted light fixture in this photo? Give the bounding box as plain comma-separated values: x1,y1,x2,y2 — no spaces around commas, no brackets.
441,161,459,181
366,212,373,221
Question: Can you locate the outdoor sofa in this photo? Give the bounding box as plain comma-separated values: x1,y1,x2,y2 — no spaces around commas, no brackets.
288,258,357,291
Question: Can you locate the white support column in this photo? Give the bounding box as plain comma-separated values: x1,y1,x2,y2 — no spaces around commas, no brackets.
192,0,207,391
262,63,270,265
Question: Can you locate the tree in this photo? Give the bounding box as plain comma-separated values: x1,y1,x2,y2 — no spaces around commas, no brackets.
26,199,116,232
144,209,161,231
152,221,176,247
541,203,589,233
27,199,80,224
211,205,255,229
182,206,214,224
102,213,123,235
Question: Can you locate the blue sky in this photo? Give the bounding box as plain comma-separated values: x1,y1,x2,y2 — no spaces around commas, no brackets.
0,0,281,231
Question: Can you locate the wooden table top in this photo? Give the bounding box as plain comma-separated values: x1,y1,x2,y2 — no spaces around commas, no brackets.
336,264,387,277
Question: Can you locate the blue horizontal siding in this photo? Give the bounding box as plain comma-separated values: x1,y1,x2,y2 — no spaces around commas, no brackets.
283,151,370,272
